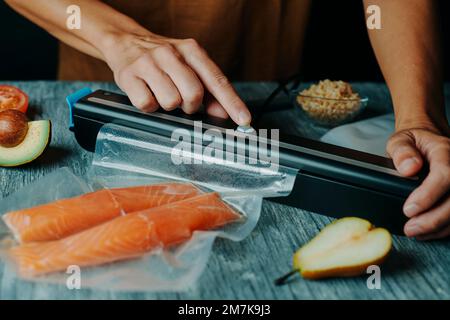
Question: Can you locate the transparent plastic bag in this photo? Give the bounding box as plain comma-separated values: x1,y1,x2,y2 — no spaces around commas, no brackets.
91,123,296,196
0,124,296,292
0,168,92,244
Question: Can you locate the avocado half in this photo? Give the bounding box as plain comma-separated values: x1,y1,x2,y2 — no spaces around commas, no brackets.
0,120,51,167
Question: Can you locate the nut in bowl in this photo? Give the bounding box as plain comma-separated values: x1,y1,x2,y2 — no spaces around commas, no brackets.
294,80,369,127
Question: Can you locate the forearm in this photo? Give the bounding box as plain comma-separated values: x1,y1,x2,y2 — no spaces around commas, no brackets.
5,0,151,62
363,0,447,132
6,0,252,125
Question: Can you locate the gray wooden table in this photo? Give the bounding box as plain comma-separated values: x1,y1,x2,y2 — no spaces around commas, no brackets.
0,81,449,300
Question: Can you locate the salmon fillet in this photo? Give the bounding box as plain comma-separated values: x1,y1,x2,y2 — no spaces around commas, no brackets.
2,183,201,243
9,192,240,277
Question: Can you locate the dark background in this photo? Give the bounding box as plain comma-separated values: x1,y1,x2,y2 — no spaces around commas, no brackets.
1,0,449,82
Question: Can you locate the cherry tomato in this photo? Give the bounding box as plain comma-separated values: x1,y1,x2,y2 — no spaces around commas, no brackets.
0,85,29,113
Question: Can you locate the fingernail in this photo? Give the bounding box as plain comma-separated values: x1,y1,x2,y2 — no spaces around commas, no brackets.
399,158,418,174
404,203,420,217
405,223,423,237
238,111,251,125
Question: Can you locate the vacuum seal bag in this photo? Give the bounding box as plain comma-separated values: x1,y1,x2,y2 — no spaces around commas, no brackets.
0,123,297,292
91,123,296,196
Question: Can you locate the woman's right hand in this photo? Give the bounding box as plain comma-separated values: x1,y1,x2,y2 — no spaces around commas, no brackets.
5,0,251,124
101,32,252,125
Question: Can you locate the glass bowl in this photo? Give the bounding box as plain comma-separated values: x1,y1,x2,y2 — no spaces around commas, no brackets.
293,92,369,127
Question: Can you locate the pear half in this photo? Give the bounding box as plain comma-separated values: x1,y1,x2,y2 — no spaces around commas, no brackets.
0,120,51,167
293,217,392,280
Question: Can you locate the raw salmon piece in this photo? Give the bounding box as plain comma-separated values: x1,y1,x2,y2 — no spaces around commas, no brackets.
109,183,202,212
9,192,240,277
2,183,201,243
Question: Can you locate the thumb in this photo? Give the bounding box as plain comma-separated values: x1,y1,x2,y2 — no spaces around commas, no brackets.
386,131,424,176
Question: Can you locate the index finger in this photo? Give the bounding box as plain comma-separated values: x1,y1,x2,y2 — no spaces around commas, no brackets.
176,40,251,125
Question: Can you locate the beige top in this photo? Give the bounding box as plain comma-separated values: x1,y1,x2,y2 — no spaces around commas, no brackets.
58,0,311,81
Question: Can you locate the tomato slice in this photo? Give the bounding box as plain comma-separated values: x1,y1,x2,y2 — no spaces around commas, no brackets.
0,85,29,114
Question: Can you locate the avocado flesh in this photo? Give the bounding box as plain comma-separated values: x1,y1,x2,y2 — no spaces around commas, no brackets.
0,120,51,167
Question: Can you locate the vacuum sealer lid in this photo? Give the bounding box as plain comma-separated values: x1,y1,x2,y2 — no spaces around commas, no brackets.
69,89,424,197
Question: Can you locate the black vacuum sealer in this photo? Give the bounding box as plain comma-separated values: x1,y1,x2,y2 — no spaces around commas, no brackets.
67,88,424,234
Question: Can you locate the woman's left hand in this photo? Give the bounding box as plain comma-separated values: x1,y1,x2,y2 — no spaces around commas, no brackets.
387,122,450,240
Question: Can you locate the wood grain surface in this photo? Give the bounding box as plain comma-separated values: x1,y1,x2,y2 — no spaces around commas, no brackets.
0,81,449,300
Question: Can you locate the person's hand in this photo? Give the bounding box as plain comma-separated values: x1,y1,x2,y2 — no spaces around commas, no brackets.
101,32,252,125
387,122,450,240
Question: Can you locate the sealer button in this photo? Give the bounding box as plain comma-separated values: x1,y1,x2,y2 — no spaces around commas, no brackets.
237,125,255,134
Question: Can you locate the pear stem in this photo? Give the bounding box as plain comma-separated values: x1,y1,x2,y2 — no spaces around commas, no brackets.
274,269,299,286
